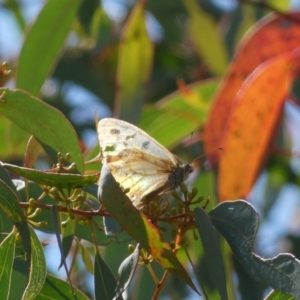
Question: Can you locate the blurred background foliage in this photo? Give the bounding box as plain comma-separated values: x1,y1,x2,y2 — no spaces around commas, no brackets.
1,0,300,299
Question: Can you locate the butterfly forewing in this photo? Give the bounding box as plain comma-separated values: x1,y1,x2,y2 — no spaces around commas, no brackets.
98,118,193,207
98,119,176,164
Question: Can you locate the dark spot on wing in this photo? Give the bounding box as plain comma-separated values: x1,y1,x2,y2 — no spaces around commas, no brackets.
126,134,136,140
110,129,120,134
142,141,150,149
123,142,128,147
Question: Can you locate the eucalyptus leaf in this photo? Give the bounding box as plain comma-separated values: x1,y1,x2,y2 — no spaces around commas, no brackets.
210,200,300,299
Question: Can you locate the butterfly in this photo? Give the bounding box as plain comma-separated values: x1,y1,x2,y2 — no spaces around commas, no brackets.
98,118,194,208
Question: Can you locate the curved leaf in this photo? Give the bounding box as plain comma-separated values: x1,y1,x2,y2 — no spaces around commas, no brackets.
117,2,153,122
35,274,89,300
114,244,140,299
203,12,300,164
79,243,94,274
210,200,300,299
0,88,84,172
1,163,98,188
98,163,198,294
0,229,17,300
16,0,82,96
94,251,120,300
103,216,122,236
265,290,295,300
218,50,300,201
22,226,47,300
59,215,75,269
0,180,31,262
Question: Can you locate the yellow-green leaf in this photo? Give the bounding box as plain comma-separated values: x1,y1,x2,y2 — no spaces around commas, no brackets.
116,3,154,122
184,0,228,76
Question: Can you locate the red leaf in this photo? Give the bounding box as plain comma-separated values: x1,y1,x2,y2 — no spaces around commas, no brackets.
203,13,300,164
218,50,300,201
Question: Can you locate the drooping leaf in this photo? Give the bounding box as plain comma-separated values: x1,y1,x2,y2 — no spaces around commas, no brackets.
98,163,199,294
194,207,228,300
94,251,120,300
0,228,17,299
1,163,98,188
0,180,31,263
16,0,82,96
51,206,77,299
51,205,70,278
210,200,300,299
203,12,300,164
116,2,153,123
218,50,300,201
22,226,47,300
0,88,84,172
79,242,94,274
114,244,140,299
59,215,75,269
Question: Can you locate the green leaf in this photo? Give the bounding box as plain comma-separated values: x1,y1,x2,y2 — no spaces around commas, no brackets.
98,163,199,294
0,118,29,161
114,244,140,299
184,0,228,75
265,289,295,300
9,256,28,299
117,2,153,122
17,182,112,246
22,226,47,300
0,180,31,263
59,215,75,269
0,229,17,300
103,217,122,236
24,136,44,168
94,251,120,300
35,273,89,300
51,206,70,276
139,80,218,149
16,0,82,96
1,163,98,189
0,88,84,172
210,200,300,299
79,242,94,274
0,163,17,190
194,207,228,300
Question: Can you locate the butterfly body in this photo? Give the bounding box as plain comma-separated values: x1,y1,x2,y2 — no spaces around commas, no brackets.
98,118,193,207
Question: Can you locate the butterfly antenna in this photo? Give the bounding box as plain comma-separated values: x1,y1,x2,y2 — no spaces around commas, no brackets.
192,147,223,163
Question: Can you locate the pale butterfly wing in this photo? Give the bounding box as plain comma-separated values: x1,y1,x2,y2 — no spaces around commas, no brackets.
98,118,193,207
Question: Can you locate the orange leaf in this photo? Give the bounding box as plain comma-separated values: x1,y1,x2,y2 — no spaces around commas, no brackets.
203,12,300,164
218,50,300,202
